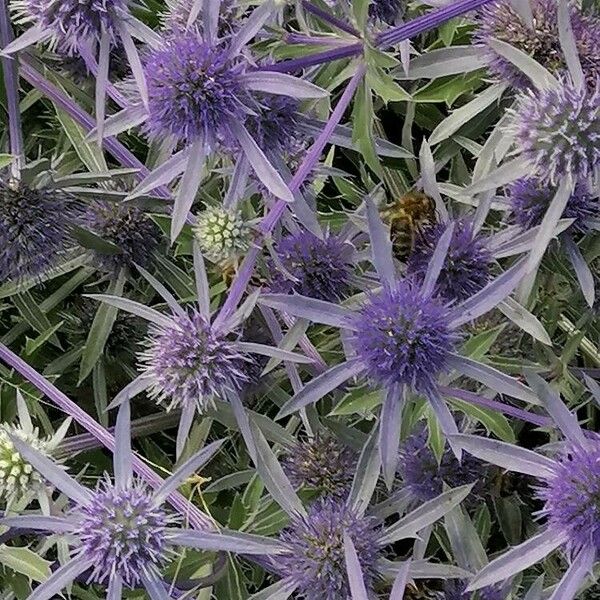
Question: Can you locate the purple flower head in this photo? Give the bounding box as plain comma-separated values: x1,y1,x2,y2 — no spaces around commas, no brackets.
474,0,600,89
407,220,493,302
16,0,129,54
0,181,80,282
282,434,356,497
398,427,485,502
508,178,598,234
513,79,600,185
369,0,406,24
74,477,171,588
270,231,352,302
351,281,460,394
441,580,504,600
274,497,380,599
537,441,600,552
145,32,250,145
84,202,160,273
162,0,238,37
138,308,249,411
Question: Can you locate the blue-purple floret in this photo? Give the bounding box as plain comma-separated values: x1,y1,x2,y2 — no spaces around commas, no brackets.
73,477,171,588
270,231,352,302
407,220,492,302
537,441,600,552
145,33,250,145
273,497,380,599
138,308,249,411
508,178,598,234
351,281,460,394
513,79,600,185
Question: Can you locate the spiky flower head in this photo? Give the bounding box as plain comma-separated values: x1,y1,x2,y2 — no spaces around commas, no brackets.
73,477,171,588
0,181,80,281
537,441,600,552
145,32,250,145
512,79,600,185
15,0,129,54
351,281,460,393
270,231,352,302
274,497,380,599
138,308,249,411
193,206,250,264
474,0,600,89
369,0,406,24
508,177,598,234
439,581,504,600
398,428,485,502
162,0,237,36
407,220,492,302
282,435,356,497
84,202,159,273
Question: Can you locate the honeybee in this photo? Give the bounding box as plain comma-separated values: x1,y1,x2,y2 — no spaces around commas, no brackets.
379,191,436,260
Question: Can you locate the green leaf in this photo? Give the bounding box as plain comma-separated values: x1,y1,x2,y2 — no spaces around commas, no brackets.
495,496,522,545
449,398,516,443
0,154,15,169
13,292,61,348
367,67,412,103
352,79,384,178
462,325,504,361
353,0,369,29
71,225,123,255
24,321,65,356
330,388,382,415
0,545,51,582
413,73,483,106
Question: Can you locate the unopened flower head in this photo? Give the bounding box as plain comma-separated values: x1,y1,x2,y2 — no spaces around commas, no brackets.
193,206,250,263
16,0,129,54
508,178,598,234
73,477,171,588
0,181,80,281
282,434,356,497
138,308,249,411
474,0,600,88
513,79,600,185
274,497,380,599
537,441,600,551
351,281,460,393
369,0,406,24
407,220,492,302
270,231,352,302
145,33,250,145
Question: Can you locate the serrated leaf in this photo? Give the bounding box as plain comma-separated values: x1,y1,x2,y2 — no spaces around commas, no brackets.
0,545,51,582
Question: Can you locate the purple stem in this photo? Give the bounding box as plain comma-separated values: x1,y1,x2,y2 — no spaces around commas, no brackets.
18,57,171,200
0,0,24,178
301,1,361,37
260,43,363,73
438,386,553,428
215,63,367,326
0,343,212,530
78,45,130,108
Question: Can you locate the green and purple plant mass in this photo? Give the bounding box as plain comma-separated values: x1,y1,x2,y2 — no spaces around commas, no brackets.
1,0,600,599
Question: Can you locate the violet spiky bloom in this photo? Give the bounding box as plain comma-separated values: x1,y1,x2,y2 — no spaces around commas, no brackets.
512,80,600,185
398,428,484,502
74,477,171,588
282,435,356,497
270,231,352,302
144,33,250,145
15,0,128,54
351,281,460,393
138,308,249,411
84,202,159,273
273,497,380,599
537,441,600,552
369,0,406,24
508,178,598,234
162,0,237,36
407,220,492,302
0,181,80,281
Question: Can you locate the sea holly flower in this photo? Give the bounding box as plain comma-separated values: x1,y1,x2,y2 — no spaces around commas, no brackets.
87,242,312,457
452,374,600,599
0,401,285,597
260,197,536,486
441,580,504,600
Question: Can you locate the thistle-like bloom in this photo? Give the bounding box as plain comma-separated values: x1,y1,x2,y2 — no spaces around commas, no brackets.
145,33,250,146
162,0,237,36
0,181,80,281
512,80,600,185
282,434,356,497
83,202,160,273
14,0,129,53
192,206,250,264
508,178,598,234
0,401,285,595
407,220,493,302
273,497,380,599
369,0,406,24
270,231,353,302
138,308,249,412
474,0,600,88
